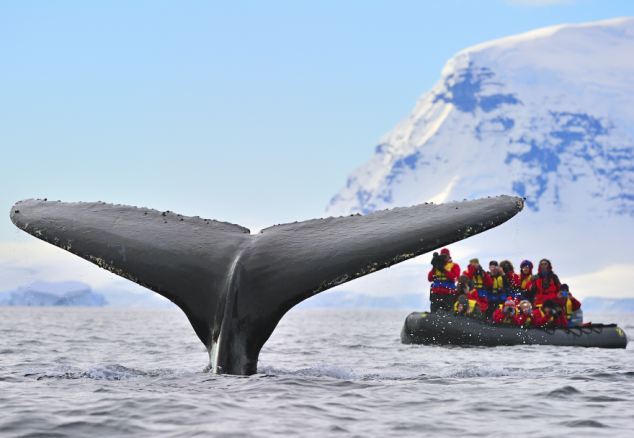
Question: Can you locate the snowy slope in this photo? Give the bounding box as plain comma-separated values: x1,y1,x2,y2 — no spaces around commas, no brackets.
327,18,634,299
0,281,107,306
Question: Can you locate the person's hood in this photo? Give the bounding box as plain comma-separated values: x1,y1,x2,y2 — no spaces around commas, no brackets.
538,258,553,276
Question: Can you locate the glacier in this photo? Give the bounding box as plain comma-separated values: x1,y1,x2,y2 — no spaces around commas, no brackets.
327,17,634,299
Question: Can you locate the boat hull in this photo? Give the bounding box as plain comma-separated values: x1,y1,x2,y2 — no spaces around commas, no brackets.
401,311,628,348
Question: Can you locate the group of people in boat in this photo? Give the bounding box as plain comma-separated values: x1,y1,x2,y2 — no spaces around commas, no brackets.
427,248,583,328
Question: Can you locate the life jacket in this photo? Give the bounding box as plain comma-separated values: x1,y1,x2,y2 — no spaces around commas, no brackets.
500,273,521,301
520,275,532,290
453,296,479,315
532,307,553,327
533,267,560,307
505,272,520,288
453,299,462,313
563,298,573,320
472,274,485,289
514,312,532,327
428,263,458,295
463,265,492,298
489,275,505,304
491,275,503,292
434,262,455,281
533,262,560,305
467,289,488,313
559,295,581,321
493,306,515,324
535,276,559,295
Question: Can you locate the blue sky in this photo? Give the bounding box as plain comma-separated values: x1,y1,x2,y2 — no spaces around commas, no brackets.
2,0,633,238
1,1,634,297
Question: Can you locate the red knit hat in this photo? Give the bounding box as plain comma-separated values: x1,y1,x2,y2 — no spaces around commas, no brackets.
440,248,450,256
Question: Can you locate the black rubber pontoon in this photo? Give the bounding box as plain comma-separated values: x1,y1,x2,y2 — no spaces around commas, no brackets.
401,311,628,348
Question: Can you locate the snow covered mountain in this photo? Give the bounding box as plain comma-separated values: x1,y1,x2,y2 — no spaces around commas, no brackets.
0,281,107,307
326,18,634,299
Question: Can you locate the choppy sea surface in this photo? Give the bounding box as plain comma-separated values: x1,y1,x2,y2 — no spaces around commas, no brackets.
1,308,633,437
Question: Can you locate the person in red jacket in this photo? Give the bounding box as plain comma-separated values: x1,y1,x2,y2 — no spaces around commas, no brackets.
427,248,461,312
463,258,493,302
493,297,517,325
500,260,521,300
555,284,582,327
532,300,557,327
518,260,535,301
513,300,533,327
531,259,561,307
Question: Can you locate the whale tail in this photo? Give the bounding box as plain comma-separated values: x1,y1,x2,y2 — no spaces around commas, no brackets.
10,196,523,375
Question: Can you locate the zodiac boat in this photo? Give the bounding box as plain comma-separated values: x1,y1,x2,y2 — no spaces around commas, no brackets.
401,311,628,348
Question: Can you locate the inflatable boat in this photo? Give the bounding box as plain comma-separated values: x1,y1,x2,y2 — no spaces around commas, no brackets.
401,311,628,348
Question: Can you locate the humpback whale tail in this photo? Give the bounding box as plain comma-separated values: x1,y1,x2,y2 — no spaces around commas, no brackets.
10,196,523,375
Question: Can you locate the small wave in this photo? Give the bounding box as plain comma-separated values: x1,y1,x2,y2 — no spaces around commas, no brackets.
559,419,607,428
584,395,626,402
260,364,358,380
585,371,632,381
444,367,533,378
259,363,424,382
542,385,581,398
24,364,173,381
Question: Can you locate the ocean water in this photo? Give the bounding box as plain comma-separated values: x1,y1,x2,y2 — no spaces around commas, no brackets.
1,308,633,437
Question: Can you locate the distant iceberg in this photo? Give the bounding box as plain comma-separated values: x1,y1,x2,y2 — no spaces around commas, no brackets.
0,281,107,307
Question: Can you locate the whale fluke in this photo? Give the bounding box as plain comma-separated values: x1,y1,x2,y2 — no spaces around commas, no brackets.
10,195,523,375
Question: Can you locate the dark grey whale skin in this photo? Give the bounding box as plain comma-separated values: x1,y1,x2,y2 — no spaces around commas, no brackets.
10,195,523,375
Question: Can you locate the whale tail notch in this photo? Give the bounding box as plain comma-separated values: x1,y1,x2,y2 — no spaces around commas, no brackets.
10,195,524,375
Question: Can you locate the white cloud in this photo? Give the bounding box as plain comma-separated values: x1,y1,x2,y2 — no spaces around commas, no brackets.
0,240,140,292
564,264,634,299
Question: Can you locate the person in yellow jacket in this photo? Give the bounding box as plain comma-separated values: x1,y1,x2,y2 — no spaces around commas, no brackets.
453,290,486,318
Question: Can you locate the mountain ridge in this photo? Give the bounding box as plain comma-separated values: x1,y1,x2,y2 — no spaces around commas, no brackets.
327,17,634,218
325,17,634,299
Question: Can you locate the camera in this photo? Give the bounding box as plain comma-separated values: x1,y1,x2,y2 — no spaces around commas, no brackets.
431,252,448,271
